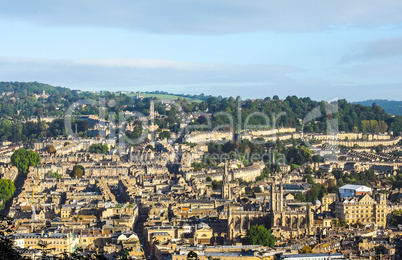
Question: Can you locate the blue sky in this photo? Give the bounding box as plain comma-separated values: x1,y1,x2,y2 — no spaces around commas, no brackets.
0,0,402,101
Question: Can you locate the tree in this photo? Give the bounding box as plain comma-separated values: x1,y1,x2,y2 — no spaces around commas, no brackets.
0,179,16,210
304,165,312,174
187,251,199,260
305,174,315,184
256,166,272,181
46,145,56,154
375,245,386,256
299,245,313,254
211,180,222,190
0,216,25,260
192,162,206,171
88,143,109,154
38,240,53,258
243,225,275,247
294,192,306,202
11,148,40,175
390,210,402,226
206,176,212,182
252,186,262,193
102,143,109,154
159,130,171,139
71,165,85,178
306,183,327,202
119,247,134,260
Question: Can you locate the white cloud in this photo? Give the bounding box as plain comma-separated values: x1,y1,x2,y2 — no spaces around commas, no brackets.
1,0,402,34
341,63,402,78
341,36,402,63
0,56,301,72
0,56,301,90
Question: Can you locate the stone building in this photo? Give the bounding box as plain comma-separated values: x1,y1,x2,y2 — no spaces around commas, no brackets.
335,193,387,228
227,206,269,241
270,182,314,238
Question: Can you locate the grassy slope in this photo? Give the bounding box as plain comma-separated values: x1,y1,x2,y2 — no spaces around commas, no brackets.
127,92,202,102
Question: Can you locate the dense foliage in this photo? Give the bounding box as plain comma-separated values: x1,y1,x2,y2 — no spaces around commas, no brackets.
294,192,306,202
354,100,402,115
71,165,85,178
0,180,16,210
159,131,171,139
243,225,275,247
389,210,402,226
332,169,377,187
1,82,402,143
306,183,327,202
256,166,272,182
0,82,97,120
211,180,223,190
10,148,41,175
88,143,109,154
390,171,402,189
46,145,57,154
0,215,24,260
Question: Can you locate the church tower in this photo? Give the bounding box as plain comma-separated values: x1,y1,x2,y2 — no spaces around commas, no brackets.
270,182,283,212
221,161,231,200
270,182,283,227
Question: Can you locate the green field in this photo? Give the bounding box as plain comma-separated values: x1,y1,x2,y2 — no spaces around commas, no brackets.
127,92,202,102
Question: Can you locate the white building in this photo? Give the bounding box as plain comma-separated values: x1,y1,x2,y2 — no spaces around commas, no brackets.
339,184,372,198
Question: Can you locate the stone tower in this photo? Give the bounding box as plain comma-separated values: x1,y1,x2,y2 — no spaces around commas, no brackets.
270,182,283,227
270,182,283,213
221,161,231,200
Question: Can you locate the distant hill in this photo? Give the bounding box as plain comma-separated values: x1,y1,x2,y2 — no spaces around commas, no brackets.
140,90,219,102
353,100,402,115
126,92,203,103
1,82,402,143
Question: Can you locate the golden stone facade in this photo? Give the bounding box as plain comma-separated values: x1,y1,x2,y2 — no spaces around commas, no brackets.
335,193,387,228
270,183,314,237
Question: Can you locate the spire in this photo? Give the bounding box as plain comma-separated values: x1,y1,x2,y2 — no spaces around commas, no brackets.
223,159,229,184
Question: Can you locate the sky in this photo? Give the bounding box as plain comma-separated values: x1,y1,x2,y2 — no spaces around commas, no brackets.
0,0,402,101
